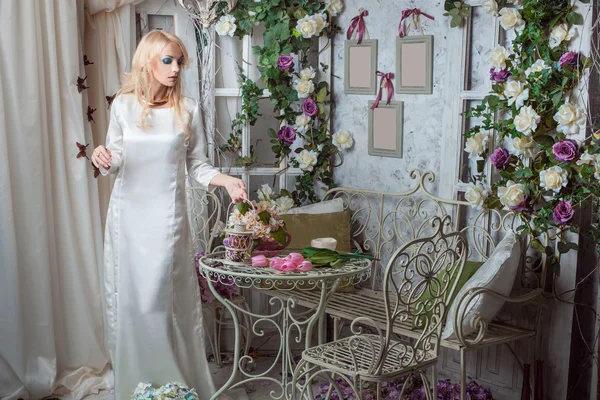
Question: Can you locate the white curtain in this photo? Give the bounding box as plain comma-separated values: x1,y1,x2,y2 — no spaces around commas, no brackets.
84,0,139,227
0,1,124,398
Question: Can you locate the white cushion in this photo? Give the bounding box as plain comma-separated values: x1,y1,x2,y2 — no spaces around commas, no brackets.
282,198,345,215
442,232,521,339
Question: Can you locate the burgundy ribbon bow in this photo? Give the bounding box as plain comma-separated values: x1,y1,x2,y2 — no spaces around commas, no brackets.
371,71,394,110
398,8,435,38
347,9,369,44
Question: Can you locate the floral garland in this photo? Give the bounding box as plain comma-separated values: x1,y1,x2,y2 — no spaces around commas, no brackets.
213,0,354,204
455,0,597,261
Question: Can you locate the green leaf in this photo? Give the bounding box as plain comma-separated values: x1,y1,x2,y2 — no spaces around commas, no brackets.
235,202,250,215
258,210,270,224
557,241,579,254
270,228,288,246
567,12,584,25
316,87,327,103
531,239,546,253
450,16,463,28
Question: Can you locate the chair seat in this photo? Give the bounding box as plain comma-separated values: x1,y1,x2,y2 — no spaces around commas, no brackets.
302,334,437,381
262,287,536,350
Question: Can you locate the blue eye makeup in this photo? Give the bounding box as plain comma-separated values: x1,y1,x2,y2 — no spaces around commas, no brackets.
177,57,184,66
162,57,173,64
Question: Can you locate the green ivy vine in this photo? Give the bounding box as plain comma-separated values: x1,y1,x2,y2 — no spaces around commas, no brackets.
218,0,342,204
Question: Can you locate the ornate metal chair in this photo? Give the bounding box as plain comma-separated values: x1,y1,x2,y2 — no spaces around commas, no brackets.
289,215,468,399
186,186,252,367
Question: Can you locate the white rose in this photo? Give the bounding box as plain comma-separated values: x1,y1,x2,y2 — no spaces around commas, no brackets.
215,15,237,37
482,0,498,15
276,196,295,213
326,0,344,17
509,135,537,158
507,0,522,5
539,166,568,193
554,102,586,135
257,184,274,201
504,79,529,109
296,15,318,38
514,105,540,136
489,46,511,69
525,59,550,77
498,180,526,208
293,77,315,98
465,183,489,210
311,13,327,33
464,131,490,160
332,130,354,150
248,10,256,16
295,149,318,171
294,114,311,134
595,165,600,180
576,150,596,166
299,66,316,81
550,24,578,49
499,8,525,31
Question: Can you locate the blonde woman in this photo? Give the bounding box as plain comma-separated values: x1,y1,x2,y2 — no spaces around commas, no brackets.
91,30,246,398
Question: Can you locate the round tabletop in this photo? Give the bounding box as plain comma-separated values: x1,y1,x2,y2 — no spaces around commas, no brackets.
199,251,372,291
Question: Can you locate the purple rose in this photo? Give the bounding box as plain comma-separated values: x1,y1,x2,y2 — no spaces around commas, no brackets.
277,55,294,71
512,196,533,213
553,200,574,225
559,51,580,69
489,67,511,83
302,98,318,117
552,139,579,162
277,125,296,146
490,147,510,170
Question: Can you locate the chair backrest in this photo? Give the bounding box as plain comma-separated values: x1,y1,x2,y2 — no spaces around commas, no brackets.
186,187,222,253
380,215,468,369
322,170,546,293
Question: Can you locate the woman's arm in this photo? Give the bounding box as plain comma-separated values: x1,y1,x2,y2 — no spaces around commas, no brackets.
92,97,124,175
187,101,247,202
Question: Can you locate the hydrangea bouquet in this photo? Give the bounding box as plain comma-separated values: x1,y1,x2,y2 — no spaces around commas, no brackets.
227,184,293,247
131,382,198,400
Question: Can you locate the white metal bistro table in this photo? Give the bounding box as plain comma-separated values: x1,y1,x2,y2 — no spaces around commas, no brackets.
198,251,371,399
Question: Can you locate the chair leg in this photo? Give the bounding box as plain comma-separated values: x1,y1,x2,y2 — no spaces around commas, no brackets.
418,370,434,400
238,301,253,370
460,347,467,400
376,381,382,400
432,363,438,399
202,306,222,367
214,305,224,367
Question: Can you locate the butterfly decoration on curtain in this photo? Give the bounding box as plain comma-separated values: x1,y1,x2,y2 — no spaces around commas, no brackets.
87,106,96,123
83,55,94,66
77,76,89,93
76,142,90,160
106,94,116,109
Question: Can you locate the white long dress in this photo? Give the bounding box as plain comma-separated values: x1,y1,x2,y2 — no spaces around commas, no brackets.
100,93,219,399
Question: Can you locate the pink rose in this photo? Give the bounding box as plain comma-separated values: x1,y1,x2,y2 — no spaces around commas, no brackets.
280,261,297,272
251,255,269,267
269,257,284,271
296,261,313,272
285,253,305,265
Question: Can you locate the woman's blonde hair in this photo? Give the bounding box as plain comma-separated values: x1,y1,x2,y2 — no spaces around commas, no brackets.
118,30,192,139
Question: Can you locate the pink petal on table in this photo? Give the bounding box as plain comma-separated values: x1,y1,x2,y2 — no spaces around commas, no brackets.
296,261,313,272
252,255,269,267
280,261,297,272
269,257,284,270
285,252,305,264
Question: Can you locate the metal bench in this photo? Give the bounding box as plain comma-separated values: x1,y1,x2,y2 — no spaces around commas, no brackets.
261,169,546,400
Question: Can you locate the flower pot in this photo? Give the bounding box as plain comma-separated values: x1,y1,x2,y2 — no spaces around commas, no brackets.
252,232,292,258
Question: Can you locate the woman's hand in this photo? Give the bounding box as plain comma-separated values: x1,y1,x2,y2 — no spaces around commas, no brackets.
92,145,112,169
224,176,248,203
